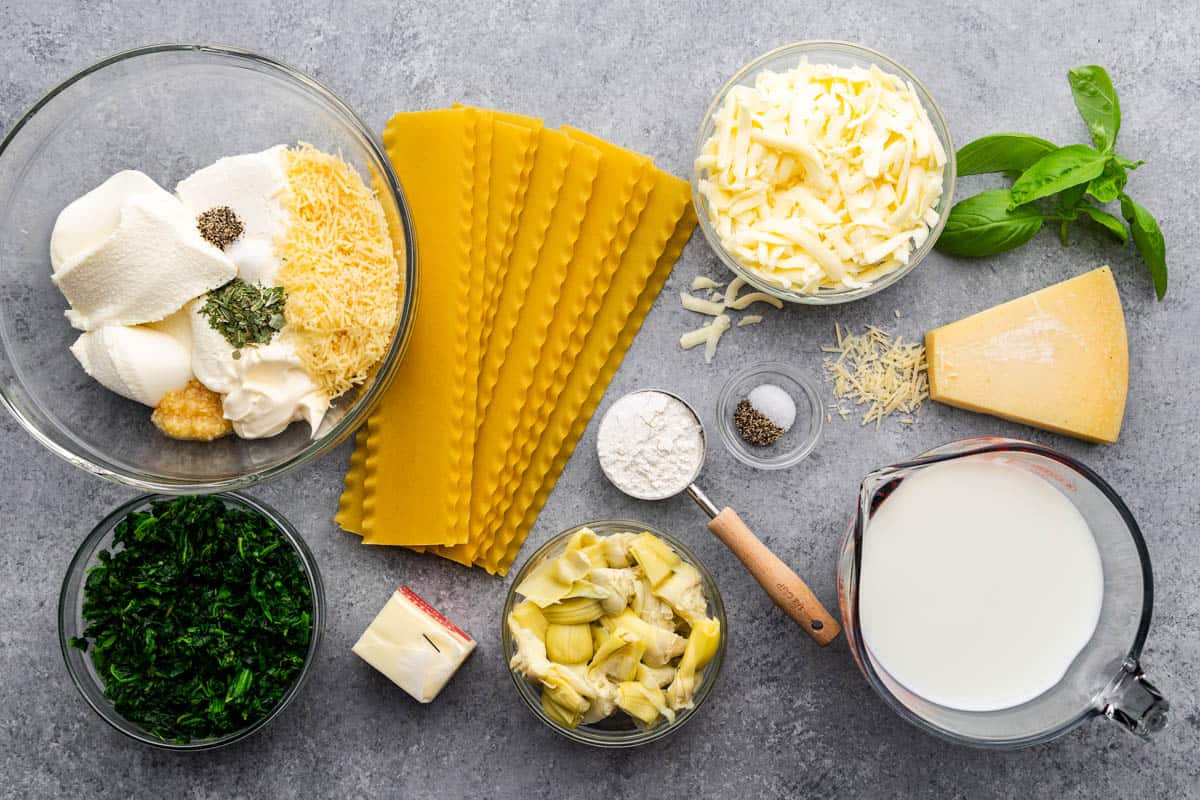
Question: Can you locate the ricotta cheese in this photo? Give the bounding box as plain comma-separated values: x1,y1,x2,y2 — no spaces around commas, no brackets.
70,324,192,407
51,171,237,330
176,146,291,285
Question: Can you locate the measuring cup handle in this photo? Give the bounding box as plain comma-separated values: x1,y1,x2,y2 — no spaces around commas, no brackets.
707,507,841,646
1103,659,1169,738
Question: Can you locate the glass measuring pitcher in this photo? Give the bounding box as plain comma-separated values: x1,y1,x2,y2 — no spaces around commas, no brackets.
836,438,1168,748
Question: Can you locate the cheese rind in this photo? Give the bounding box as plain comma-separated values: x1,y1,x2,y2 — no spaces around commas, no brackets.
352,587,476,703
926,266,1128,443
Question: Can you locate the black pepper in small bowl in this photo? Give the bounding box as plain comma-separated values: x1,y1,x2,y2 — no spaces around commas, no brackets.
734,399,783,446
197,206,244,249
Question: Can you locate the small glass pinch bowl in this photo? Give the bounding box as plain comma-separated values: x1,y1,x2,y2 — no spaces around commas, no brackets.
717,361,824,470
0,44,418,492
501,520,727,748
692,40,956,305
58,492,325,751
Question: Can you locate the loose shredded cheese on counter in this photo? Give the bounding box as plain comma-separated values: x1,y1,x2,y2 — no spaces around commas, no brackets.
822,323,928,426
680,314,731,364
677,272,784,361
696,61,946,294
278,145,401,398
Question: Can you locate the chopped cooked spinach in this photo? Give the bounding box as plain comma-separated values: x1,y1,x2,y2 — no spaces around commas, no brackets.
71,496,313,743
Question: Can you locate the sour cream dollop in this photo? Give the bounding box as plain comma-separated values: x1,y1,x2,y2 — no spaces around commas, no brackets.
188,300,328,439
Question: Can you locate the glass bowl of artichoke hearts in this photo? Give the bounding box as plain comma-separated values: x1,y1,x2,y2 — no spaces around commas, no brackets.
502,520,727,747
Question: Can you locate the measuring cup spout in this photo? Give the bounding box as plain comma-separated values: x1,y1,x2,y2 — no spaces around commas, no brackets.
1102,659,1169,738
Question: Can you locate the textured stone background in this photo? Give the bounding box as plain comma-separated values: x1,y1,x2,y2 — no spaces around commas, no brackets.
1,1,1197,798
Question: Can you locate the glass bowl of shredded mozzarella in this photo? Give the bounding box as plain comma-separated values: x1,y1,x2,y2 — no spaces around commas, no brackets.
0,45,417,491
693,41,956,304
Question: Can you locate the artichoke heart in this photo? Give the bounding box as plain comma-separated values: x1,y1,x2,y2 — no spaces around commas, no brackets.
612,609,686,667
587,631,645,683
542,597,605,625
601,532,638,567
666,617,722,711
542,688,586,728
632,577,678,631
545,623,594,664
565,527,609,568
617,681,675,726
629,532,682,586
515,548,593,607
510,600,549,640
636,662,677,689
589,567,638,615
653,562,709,625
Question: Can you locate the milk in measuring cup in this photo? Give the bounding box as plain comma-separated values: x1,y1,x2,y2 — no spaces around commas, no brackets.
859,455,1104,712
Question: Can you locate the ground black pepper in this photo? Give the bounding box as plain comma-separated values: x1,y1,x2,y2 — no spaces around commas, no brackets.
197,206,244,249
734,399,783,446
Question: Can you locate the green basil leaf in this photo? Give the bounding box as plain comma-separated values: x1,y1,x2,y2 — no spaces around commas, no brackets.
1009,144,1108,207
1119,194,1168,299
1078,204,1128,244
934,189,1045,257
1055,183,1088,219
1086,160,1128,204
1114,155,1144,170
956,134,1058,176
1068,65,1121,152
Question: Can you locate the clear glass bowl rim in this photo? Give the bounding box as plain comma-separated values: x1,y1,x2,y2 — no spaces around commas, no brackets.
500,519,728,748
57,490,326,751
691,39,957,305
716,360,824,469
0,42,419,493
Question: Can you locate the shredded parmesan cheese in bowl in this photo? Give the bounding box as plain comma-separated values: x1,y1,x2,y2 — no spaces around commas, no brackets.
692,41,955,305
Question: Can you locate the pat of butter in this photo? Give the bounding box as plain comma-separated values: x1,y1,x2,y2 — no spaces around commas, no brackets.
353,587,476,703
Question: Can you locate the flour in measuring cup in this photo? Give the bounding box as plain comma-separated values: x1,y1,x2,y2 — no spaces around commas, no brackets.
597,391,705,499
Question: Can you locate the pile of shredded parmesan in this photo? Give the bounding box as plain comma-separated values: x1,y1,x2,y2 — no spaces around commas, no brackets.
278,145,401,398
695,61,946,294
678,275,782,362
822,323,928,426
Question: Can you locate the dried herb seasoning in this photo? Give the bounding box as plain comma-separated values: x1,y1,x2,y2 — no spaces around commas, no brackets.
199,278,287,352
69,496,313,743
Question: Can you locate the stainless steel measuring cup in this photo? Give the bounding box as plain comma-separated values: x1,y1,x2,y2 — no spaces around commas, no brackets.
597,389,840,645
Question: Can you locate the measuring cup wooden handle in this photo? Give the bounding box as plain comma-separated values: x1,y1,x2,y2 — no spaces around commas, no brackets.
707,507,841,646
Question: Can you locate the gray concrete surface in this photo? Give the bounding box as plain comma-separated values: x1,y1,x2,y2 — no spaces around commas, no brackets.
2,1,1198,797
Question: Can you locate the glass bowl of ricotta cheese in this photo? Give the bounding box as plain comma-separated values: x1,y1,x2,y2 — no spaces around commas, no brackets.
0,44,417,491
693,41,956,304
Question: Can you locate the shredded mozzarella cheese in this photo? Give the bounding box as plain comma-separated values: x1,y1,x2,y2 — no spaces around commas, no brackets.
696,61,946,294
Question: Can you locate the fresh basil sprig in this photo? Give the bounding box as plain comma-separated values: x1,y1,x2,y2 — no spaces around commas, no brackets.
935,65,1169,299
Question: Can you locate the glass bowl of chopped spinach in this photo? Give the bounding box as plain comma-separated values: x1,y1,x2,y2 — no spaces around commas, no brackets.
58,493,324,750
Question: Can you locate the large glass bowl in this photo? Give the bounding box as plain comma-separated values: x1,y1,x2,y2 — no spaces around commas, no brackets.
501,520,727,748
0,44,418,491
692,41,956,305
58,491,325,751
